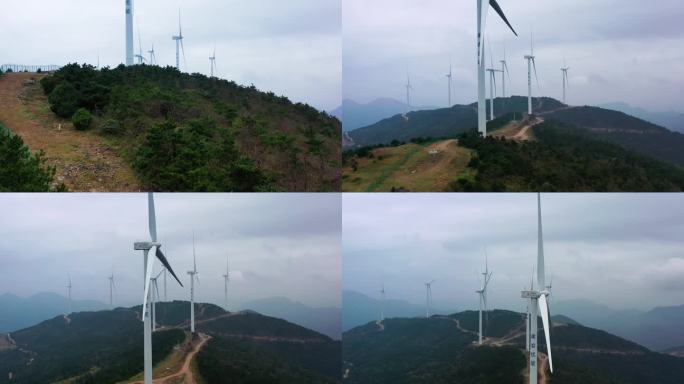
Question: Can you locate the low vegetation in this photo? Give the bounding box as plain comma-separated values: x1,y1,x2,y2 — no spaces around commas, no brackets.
39,63,340,191
0,124,65,191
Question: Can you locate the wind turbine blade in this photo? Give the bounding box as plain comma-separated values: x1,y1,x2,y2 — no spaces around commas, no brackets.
142,249,156,317
539,294,554,373
156,247,183,287
532,58,540,90
505,62,511,82
192,232,197,272
489,0,518,36
181,40,187,71
488,37,494,69
148,193,157,242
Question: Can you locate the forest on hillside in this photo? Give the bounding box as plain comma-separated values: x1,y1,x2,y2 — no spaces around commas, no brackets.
38,63,340,191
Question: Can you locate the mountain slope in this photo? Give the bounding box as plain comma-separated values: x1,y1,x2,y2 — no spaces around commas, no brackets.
240,297,341,340
343,310,684,383
0,292,108,332
598,102,684,134
8,64,341,192
0,301,341,384
331,98,437,132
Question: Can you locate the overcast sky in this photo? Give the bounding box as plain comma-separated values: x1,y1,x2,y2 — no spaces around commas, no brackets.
343,0,684,112
0,193,341,309
343,193,684,313
0,0,341,111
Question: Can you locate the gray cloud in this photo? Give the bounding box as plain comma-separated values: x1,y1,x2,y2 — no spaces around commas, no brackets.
343,193,684,312
0,193,341,309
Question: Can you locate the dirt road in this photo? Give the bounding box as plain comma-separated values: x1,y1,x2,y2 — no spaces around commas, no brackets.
0,72,139,191
129,333,211,384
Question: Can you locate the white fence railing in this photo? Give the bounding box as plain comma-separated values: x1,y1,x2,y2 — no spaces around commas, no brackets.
1,64,61,73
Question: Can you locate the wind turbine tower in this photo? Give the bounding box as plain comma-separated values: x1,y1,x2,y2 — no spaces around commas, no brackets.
475,251,493,344
424,280,434,318
222,256,229,310
209,45,217,77
148,44,157,65
135,29,146,65
188,233,200,334
476,0,517,136
134,193,184,384
561,65,570,104
125,0,134,66
380,284,386,322
108,273,115,309
500,45,511,99
66,275,72,314
446,60,453,107
172,10,185,71
524,34,539,115
405,73,413,114
520,194,554,384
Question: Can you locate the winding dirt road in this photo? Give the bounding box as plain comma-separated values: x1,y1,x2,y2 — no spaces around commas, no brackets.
129,333,211,384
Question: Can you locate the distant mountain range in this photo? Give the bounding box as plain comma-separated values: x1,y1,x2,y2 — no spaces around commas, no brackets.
342,290,452,331
0,301,341,384
343,309,684,383
0,292,108,332
240,297,341,340
330,98,437,132
598,102,684,134
554,299,684,351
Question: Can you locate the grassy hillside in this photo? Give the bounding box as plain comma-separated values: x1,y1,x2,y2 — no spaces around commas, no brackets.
0,123,64,191
38,63,340,191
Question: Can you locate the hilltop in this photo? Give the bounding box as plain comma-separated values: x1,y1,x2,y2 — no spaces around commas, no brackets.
0,64,341,191
343,309,684,383
343,98,684,192
0,301,341,384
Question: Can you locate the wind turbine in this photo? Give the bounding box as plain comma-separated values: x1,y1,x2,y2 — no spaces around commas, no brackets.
405,72,413,114
188,232,200,334
125,0,133,66
222,256,229,310
520,193,554,384
135,28,147,65
524,33,540,115
475,250,493,344
151,269,163,331
500,44,511,99
446,60,453,107
66,274,72,315
133,193,184,384
476,0,517,136
172,9,186,71
209,45,217,77
108,273,115,309
561,63,570,104
424,280,434,318
486,43,503,121
148,44,157,65
379,284,386,322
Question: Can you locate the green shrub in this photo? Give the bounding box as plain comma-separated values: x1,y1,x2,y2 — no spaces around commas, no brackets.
48,82,80,118
72,108,92,130
40,76,58,94
0,126,64,191
99,118,122,135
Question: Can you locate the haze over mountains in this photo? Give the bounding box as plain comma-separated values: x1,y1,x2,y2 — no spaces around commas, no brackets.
0,292,341,340
330,98,437,131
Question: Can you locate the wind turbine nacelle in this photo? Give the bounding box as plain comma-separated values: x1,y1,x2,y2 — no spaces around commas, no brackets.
521,290,540,299
134,241,158,250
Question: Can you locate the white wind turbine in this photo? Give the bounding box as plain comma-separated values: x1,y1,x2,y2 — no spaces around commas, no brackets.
172,9,187,71
424,280,435,318
148,44,157,65
486,42,503,121
151,269,164,331
476,0,517,136
405,72,413,114
108,273,116,309
188,233,200,334
222,256,229,310
125,0,134,66
524,33,540,115
209,45,217,77
520,193,554,384
66,274,72,315
379,284,386,322
475,250,493,345
134,193,184,384
500,44,511,99
446,60,453,107
135,27,146,65
561,61,570,104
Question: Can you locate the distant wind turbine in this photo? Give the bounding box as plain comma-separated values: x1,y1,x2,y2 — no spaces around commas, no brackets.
172,9,187,71
500,44,511,99
486,42,503,121
134,193,184,384
379,284,386,322
209,45,217,77
405,72,413,114
108,273,115,309
135,27,147,65
446,60,453,107
222,256,230,310
66,274,72,315
561,61,570,104
476,0,518,136
476,249,493,344
524,33,540,115
424,280,434,318
148,44,157,65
